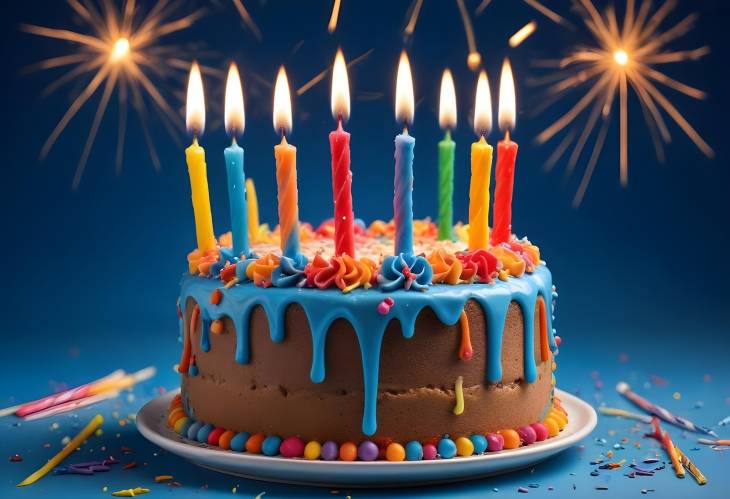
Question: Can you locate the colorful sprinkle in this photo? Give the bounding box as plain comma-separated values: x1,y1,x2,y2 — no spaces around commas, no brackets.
112,488,150,497
376,301,391,315
154,475,173,483
9,454,22,462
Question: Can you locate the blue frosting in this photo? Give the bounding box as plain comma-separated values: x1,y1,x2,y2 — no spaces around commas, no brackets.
180,265,555,436
271,253,308,287
377,252,433,291
210,247,258,280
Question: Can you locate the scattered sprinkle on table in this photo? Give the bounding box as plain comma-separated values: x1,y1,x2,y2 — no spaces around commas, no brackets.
112,487,150,497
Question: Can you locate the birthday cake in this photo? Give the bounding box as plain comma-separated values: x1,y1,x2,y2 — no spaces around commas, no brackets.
168,217,566,461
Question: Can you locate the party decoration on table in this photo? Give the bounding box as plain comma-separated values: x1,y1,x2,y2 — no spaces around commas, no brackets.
647,417,685,479
112,487,150,497
616,381,716,436
697,438,730,447
185,62,216,254
223,63,253,259
54,457,119,476
0,367,155,420
491,59,519,246
437,69,457,241
329,49,356,257
534,0,714,206
22,0,203,188
468,69,493,251
17,414,103,487
598,406,653,424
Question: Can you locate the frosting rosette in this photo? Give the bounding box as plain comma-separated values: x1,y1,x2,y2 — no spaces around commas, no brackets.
507,237,540,272
490,246,526,277
271,253,308,288
427,249,463,285
456,249,500,283
304,254,377,293
187,247,220,276
377,253,433,292
245,253,281,287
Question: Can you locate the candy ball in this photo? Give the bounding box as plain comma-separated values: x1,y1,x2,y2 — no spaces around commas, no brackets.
218,430,235,450
321,441,339,461
186,421,203,441
517,425,537,445
173,417,191,435
304,441,321,460
196,424,213,443
167,408,185,427
262,435,282,456
405,441,423,461
280,436,305,458
422,443,438,460
530,423,549,441
543,417,560,437
229,432,250,452
339,442,358,461
499,429,520,449
358,441,379,462
207,427,226,446
470,434,488,454
246,433,266,454
386,443,406,462
438,437,457,459
455,437,474,457
486,432,504,452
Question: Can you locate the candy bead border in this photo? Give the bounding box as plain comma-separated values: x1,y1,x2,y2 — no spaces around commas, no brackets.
166,394,569,461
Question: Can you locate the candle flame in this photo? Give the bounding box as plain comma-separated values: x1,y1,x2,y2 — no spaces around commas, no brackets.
273,66,293,134
331,48,350,122
439,69,457,130
474,70,492,136
110,38,130,62
498,58,516,132
395,51,414,126
186,61,205,135
225,63,245,137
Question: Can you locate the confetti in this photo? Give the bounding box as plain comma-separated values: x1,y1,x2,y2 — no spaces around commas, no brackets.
112,487,150,497
17,414,103,487
9,454,23,462
674,445,707,485
155,475,173,483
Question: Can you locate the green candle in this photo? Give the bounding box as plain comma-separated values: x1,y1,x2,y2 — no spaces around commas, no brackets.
438,130,455,240
438,69,457,240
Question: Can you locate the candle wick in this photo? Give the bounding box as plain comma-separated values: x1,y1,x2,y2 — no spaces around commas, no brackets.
402,125,408,135
280,127,286,139
505,130,511,142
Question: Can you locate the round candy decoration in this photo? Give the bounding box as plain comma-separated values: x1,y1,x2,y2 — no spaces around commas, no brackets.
437,437,457,459
405,440,423,461
229,432,250,452
517,425,537,445
304,441,321,460
280,436,305,458
262,435,282,456
469,434,488,454
339,442,358,462
455,436,474,457
321,441,339,461
357,441,379,462
386,443,406,462
422,443,438,460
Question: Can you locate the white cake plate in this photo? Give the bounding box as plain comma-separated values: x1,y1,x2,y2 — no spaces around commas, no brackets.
137,389,596,487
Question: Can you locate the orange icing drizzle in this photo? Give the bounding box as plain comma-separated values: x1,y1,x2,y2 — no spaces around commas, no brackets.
490,246,526,277
306,254,377,293
178,304,199,373
245,253,281,287
427,249,463,284
458,310,473,361
538,295,549,362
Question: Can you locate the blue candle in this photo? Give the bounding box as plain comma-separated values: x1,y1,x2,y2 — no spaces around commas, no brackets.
394,130,415,255
224,138,249,256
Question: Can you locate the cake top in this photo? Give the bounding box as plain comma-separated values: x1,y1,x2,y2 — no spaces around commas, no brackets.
187,218,542,293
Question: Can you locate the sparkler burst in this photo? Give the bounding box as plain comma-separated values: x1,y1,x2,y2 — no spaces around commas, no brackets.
23,0,203,188
534,0,713,206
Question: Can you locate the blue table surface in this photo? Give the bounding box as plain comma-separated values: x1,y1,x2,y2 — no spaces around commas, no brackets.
1,326,728,499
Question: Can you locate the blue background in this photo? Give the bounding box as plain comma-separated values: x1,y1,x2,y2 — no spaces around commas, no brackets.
1,0,728,497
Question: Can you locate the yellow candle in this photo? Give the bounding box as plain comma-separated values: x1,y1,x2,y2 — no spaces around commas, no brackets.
469,135,493,250
469,70,494,251
245,178,259,242
274,136,300,257
186,137,216,251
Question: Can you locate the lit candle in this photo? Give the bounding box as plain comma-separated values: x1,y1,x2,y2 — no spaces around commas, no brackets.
468,70,494,250
223,63,249,257
185,62,216,252
272,66,301,259
438,69,457,241
329,49,355,257
491,58,518,246
393,51,416,256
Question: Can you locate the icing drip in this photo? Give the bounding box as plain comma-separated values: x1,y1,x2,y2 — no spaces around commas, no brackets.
377,253,433,292
177,304,200,374
453,376,464,415
180,265,555,436
458,310,473,361
538,296,549,362
305,254,377,292
271,253,308,288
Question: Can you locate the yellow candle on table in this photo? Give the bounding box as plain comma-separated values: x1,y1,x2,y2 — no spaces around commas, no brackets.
468,70,494,251
185,62,216,251
245,178,260,242
273,66,301,258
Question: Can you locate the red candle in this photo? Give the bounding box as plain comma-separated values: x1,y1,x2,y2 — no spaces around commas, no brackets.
491,58,518,246
330,49,355,257
491,134,518,245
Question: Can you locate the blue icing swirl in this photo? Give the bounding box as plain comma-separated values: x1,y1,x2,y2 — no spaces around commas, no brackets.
210,247,258,278
271,253,308,288
180,265,555,437
377,253,433,292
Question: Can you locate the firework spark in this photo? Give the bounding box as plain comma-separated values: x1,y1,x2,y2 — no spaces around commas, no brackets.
534,0,713,206
232,0,262,40
328,0,342,33
24,0,203,188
